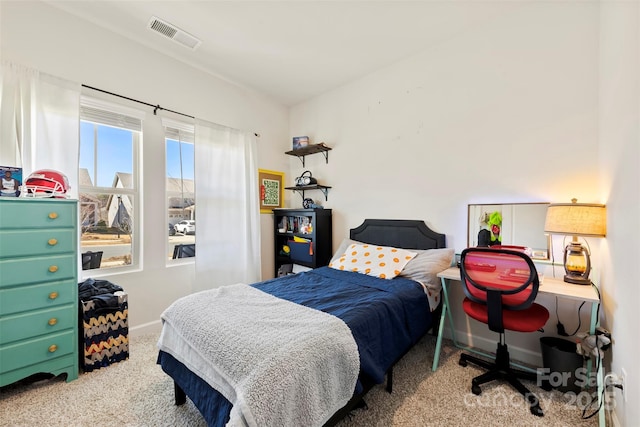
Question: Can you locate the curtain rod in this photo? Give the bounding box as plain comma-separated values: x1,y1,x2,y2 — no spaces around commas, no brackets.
81,84,260,137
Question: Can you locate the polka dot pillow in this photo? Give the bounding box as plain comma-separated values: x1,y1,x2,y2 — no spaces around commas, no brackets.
328,243,417,279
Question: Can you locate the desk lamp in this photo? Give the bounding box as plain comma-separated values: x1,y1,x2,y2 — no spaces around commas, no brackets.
544,199,606,285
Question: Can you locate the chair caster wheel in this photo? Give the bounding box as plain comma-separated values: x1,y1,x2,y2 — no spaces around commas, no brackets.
459,357,467,367
471,384,482,395
530,404,544,417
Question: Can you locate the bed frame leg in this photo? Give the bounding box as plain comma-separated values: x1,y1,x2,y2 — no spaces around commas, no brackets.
386,367,393,393
174,381,187,405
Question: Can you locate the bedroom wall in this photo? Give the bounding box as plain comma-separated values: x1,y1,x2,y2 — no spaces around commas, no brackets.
3,2,636,418
289,2,603,365
598,2,640,425
0,1,289,335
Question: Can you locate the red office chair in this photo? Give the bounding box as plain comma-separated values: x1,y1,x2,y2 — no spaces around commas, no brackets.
459,247,549,417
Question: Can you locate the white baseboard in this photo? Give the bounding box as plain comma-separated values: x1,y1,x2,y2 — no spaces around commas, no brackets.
129,320,162,337
609,406,622,427
443,326,542,367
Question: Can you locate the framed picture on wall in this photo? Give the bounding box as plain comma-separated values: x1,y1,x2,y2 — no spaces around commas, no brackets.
258,169,285,214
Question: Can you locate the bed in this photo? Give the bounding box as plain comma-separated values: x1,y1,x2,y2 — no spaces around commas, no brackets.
157,219,452,427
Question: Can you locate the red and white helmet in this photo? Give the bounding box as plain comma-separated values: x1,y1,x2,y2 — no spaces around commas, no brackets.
24,169,70,198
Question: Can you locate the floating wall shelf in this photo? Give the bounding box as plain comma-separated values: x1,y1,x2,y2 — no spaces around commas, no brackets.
284,143,331,167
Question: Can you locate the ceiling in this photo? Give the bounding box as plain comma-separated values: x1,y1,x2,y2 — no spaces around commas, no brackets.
46,1,523,107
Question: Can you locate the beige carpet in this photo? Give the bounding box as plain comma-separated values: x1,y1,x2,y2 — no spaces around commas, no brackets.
0,333,599,427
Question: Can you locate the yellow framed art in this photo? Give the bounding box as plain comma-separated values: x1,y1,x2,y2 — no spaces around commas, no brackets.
258,169,285,214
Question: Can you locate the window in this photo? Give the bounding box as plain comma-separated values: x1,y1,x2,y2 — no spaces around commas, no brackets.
79,98,143,271
164,119,195,260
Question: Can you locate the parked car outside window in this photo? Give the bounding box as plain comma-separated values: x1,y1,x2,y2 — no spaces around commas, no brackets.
174,220,195,235
168,223,176,236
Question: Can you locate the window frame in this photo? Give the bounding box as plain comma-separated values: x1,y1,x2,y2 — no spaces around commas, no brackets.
78,96,143,275
163,117,196,264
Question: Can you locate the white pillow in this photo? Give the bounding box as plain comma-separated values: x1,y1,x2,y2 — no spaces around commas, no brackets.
329,243,417,279
329,238,362,265
399,248,455,289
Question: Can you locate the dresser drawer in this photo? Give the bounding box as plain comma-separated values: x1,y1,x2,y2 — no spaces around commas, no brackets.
0,352,77,387
0,305,75,344
0,280,75,316
0,199,76,230
0,255,76,288
0,229,76,258
0,330,75,373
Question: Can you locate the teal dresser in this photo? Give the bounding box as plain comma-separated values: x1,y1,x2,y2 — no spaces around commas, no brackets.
0,198,78,386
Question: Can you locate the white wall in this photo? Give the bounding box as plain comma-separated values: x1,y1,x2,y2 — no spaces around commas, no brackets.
289,1,639,422
598,2,640,425
290,2,602,364
3,1,637,420
1,1,289,335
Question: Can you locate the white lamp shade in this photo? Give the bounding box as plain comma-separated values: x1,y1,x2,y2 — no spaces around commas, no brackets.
544,202,606,237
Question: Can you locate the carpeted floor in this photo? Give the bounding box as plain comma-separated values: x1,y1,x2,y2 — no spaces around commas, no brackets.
0,333,599,427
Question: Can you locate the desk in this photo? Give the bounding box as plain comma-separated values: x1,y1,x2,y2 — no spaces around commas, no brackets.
433,267,604,426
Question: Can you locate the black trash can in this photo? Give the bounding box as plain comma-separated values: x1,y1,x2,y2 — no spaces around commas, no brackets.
540,337,584,393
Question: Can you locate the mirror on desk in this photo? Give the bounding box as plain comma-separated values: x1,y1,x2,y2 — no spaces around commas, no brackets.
467,202,550,260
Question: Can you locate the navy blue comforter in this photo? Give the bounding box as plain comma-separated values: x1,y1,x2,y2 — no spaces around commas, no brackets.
253,266,431,383
158,267,433,426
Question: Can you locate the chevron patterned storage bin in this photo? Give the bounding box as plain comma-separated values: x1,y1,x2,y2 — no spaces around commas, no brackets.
81,293,129,372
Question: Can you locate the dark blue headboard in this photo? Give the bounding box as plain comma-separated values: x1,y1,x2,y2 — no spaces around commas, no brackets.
350,219,446,250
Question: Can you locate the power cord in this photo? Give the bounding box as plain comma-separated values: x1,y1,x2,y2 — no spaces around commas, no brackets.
556,281,601,337
581,352,604,420
579,283,606,421
555,297,585,336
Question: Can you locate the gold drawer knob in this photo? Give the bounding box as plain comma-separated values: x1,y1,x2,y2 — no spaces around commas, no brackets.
48,212,58,219
48,318,58,326
48,238,58,246
48,344,58,353
48,291,58,300
48,265,58,273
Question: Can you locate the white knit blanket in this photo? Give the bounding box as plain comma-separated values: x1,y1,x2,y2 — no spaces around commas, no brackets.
158,283,359,427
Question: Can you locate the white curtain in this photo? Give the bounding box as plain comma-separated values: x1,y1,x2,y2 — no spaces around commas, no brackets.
0,61,81,197
194,119,260,291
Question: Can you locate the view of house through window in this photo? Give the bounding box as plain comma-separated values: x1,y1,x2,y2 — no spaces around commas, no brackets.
165,120,195,260
79,98,141,270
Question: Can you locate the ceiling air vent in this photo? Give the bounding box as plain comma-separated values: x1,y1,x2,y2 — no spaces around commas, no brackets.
147,16,201,50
